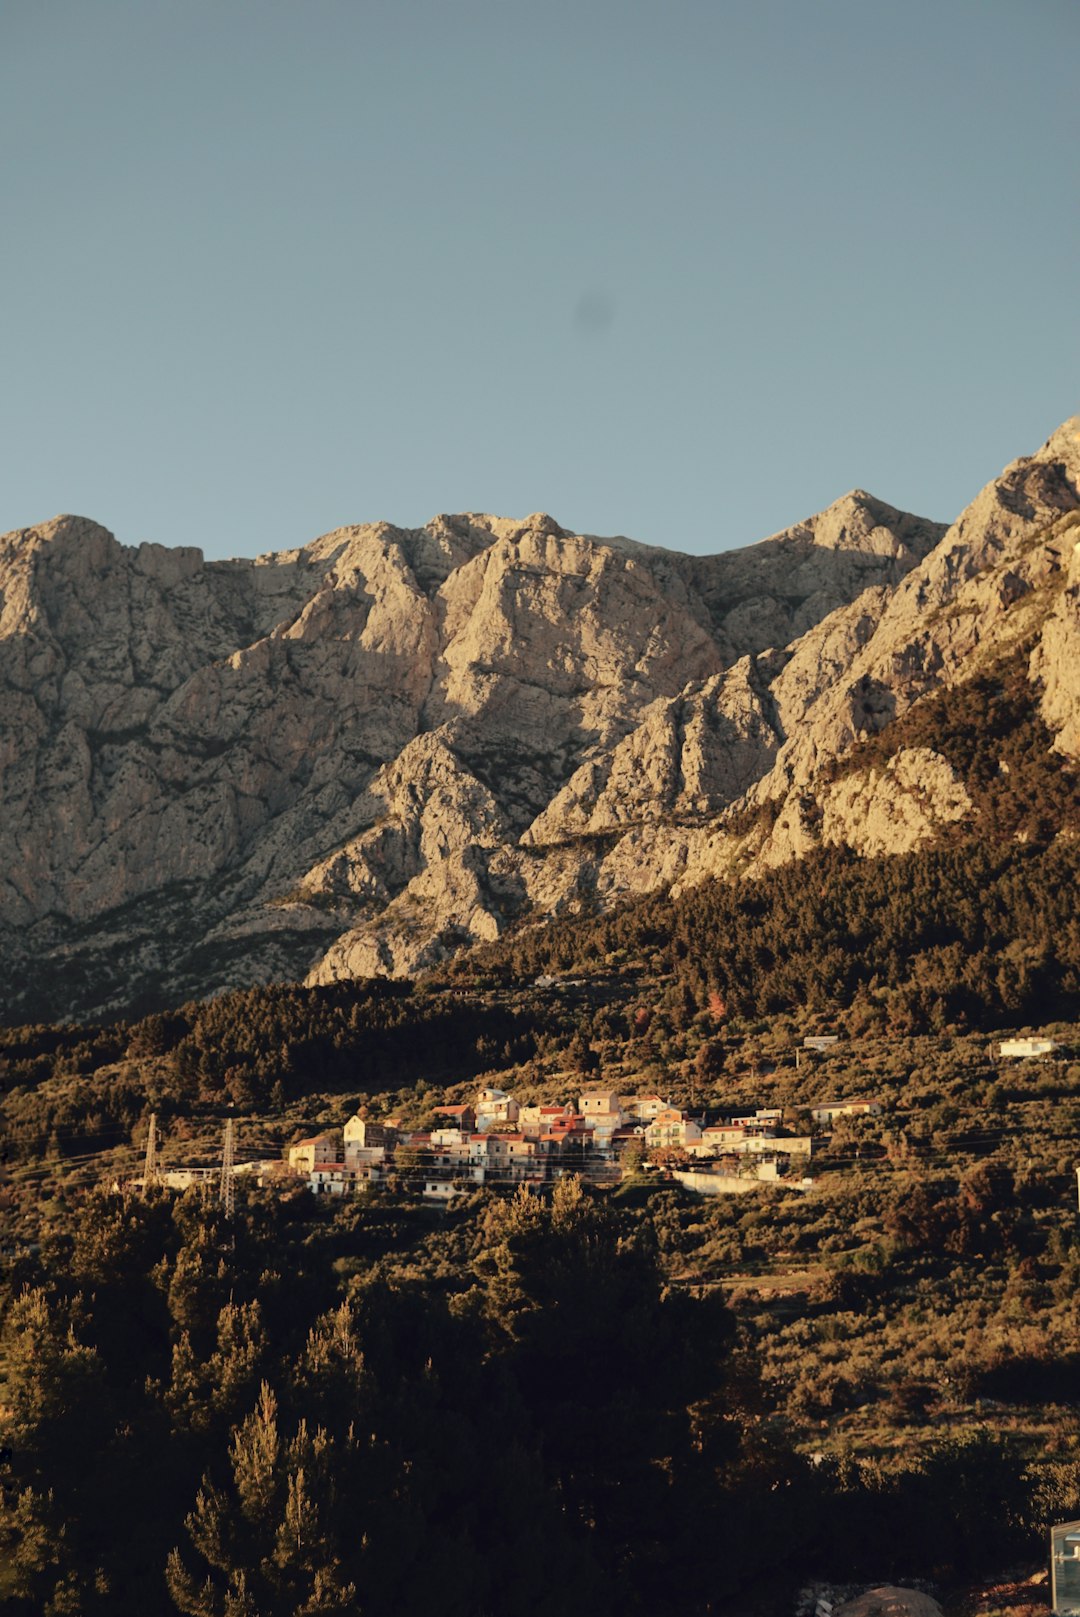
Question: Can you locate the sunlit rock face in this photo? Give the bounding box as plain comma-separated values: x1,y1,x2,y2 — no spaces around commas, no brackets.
3,418,1078,1020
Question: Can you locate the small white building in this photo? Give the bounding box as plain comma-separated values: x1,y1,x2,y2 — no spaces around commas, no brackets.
430,1127,465,1147
308,1163,357,1196
810,1100,881,1125
159,1167,217,1190
1000,1037,1059,1059
423,1178,460,1203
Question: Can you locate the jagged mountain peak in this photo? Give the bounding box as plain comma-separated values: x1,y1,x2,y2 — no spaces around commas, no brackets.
755,487,946,562
2,422,1077,1021
1028,414,1080,470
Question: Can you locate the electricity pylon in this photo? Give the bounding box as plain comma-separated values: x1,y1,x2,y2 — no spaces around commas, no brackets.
142,1112,159,1193
219,1117,236,1218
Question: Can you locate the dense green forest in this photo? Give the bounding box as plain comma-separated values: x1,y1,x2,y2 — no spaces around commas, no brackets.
0,980,558,1166
456,838,1080,1034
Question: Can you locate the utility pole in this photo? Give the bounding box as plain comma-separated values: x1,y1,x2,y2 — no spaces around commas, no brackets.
142,1112,159,1193
220,1117,236,1218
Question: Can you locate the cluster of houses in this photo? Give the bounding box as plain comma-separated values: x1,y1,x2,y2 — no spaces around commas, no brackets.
282,1085,883,1202
124,1027,1067,1206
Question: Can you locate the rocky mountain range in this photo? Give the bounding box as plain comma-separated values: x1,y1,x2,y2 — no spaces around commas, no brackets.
2,419,1077,1022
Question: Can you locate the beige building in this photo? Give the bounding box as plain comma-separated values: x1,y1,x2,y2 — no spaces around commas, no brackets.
343,1116,394,1168
810,1100,881,1124
518,1103,574,1129
580,1089,623,1115
701,1123,748,1148
644,1109,703,1150
731,1133,813,1158
475,1088,520,1132
288,1133,339,1174
620,1093,668,1122
344,1116,393,1149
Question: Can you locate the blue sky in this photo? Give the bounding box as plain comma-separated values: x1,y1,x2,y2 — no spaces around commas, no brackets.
2,0,1077,559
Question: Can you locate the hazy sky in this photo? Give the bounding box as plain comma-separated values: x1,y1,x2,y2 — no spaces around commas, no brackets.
2,0,1078,560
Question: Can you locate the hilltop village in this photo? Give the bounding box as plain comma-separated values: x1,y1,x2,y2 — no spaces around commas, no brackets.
281,1082,839,1200
136,1055,893,1203
5,965,1079,1617
130,1030,1067,1210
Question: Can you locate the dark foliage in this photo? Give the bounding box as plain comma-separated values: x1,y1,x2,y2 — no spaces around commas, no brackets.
458,838,1080,1034
0,980,553,1163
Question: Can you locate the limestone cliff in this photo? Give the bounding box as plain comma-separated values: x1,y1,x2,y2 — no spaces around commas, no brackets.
2,420,1078,1022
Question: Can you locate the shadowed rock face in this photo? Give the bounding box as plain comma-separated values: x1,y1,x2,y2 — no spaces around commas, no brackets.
3,419,1078,1022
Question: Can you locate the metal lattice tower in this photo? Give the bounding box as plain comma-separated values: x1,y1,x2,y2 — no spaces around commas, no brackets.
219,1117,236,1218
142,1112,159,1193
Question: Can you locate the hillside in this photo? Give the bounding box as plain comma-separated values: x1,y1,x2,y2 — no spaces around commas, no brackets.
4,896,1080,1613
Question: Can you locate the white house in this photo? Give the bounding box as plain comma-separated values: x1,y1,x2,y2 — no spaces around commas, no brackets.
578,1090,626,1148
1000,1037,1059,1059
430,1127,466,1147
343,1116,395,1169
308,1163,357,1196
475,1088,520,1132
810,1100,882,1125
158,1167,217,1190
422,1177,461,1203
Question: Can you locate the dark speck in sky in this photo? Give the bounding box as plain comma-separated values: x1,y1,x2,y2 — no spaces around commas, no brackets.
573,288,616,335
